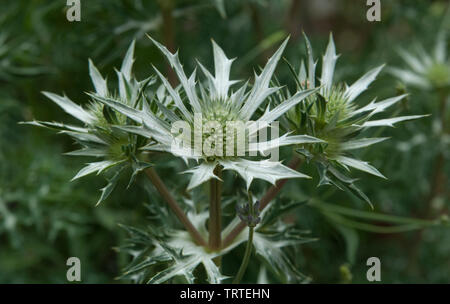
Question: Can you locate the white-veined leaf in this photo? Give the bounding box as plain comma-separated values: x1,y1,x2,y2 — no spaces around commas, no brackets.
351,94,408,116
334,155,386,179
344,65,384,102
341,137,389,151
183,162,221,190
88,59,108,97
257,88,319,125
321,33,339,91
239,38,289,120
71,160,125,181
212,40,236,100
43,92,95,124
362,115,428,128
220,159,310,189
248,134,324,155
148,36,202,113
121,40,136,81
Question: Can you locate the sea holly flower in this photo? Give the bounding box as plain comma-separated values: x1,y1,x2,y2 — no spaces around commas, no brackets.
281,34,426,206
389,30,450,90
94,36,324,191
23,41,156,204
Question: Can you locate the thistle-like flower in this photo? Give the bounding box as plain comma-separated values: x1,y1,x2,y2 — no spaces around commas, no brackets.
282,34,426,205
389,31,449,90
23,41,155,204
95,36,323,190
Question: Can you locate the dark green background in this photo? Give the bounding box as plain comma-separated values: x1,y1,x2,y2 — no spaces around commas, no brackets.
0,0,448,283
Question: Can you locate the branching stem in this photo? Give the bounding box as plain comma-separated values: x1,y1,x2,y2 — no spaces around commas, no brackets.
222,155,302,248
145,167,207,247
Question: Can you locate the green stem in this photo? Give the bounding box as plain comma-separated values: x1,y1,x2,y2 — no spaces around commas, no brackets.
145,168,207,247
222,155,301,248
309,199,438,226
209,166,222,251
233,227,254,284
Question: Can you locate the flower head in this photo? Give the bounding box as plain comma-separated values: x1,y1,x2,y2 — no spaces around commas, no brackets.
96,36,323,190
282,34,426,206
24,41,155,204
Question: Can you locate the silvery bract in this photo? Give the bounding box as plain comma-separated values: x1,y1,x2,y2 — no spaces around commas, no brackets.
23,41,155,205
94,36,323,191
389,30,450,90
283,34,427,206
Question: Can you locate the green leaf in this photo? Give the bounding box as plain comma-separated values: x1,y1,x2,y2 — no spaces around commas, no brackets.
148,36,202,113
121,40,136,81
344,65,384,102
351,94,408,116
211,40,236,100
42,92,95,124
96,167,124,206
303,32,317,89
239,37,289,120
334,155,386,179
341,137,389,151
128,161,152,189
257,87,319,125
321,33,339,91
220,159,310,190
71,160,124,181
248,134,324,155
362,115,428,128
253,229,313,283
88,59,108,97
260,198,308,227
183,162,221,191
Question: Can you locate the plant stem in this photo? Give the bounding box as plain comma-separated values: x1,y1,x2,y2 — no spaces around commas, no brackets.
232,226,254,284
209,165,222,251
145,167,207,247
157,0,177,86
407,89,448,272
222,155,302,248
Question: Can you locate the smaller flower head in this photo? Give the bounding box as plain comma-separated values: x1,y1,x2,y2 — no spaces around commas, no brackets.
281,33,426,206
24,41,156,204
390,31,450,90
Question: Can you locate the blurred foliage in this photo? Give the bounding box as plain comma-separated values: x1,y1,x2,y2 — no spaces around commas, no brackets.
0,0,449,283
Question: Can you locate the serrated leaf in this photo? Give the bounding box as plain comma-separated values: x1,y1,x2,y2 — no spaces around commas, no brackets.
42,92,95,124
183,162,220,190
321,33,339,91
362,115,428,128
334,155,386,179
239,37,289,120
257,87,319,125
341,137,389,151
148,36,202,113
344,65,384,102
211,40,236,100
96,167,124,206
248,134,324,155
121,40,136,81
71,160,124,181
351,94,408,116
220,159,310,190
89,59,108,97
